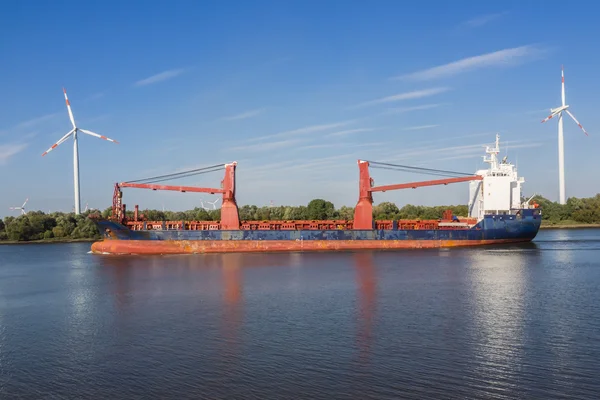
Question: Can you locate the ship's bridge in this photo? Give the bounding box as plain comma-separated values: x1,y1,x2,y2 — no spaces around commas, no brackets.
468,134,527,220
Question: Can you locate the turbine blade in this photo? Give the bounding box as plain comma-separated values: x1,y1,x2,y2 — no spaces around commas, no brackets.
541,112,557,123
22,198,28,208
79,128,119,144
63,88,77,129
565,109,589,136
41,128,75,156
561,65,566,107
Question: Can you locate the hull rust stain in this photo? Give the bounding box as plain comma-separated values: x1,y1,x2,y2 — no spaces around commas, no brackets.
91,238,533,255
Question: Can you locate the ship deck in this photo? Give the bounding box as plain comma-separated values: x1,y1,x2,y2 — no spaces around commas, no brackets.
124,218,479,232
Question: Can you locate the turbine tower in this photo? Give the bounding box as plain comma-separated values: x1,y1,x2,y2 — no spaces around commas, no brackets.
9,198,28,215
541,66,589,205
42,89,119,214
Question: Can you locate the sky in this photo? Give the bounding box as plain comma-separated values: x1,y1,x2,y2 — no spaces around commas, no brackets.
1,0,599,216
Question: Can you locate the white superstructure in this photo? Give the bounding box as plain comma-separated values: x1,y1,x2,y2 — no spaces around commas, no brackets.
468,134,526,220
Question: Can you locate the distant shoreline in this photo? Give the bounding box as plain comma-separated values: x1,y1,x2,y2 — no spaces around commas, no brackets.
540,224,600,229
0,238,97,245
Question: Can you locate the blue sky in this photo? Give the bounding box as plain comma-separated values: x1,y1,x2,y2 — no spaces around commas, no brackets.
1,0,599,216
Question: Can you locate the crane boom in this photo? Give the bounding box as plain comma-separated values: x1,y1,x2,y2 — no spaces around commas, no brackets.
371,175,482,193
118,182,224,194
353,160,483,229
111,162,240,229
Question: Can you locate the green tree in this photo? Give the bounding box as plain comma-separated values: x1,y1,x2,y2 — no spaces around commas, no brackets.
194,208,211,221
5,216,35,241
0,218,6,240
306,199,335,220
208,209,221,221
373,202,400,220
102,207,112,219
239,205,258,220
337,206,354,220
52,226,66,238
55,214,76,237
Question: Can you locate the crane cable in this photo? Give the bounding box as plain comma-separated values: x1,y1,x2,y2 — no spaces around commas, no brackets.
124,164,226,184
365,160,474,178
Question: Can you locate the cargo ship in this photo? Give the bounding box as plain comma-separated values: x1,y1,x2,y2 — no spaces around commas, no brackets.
89,134,541,255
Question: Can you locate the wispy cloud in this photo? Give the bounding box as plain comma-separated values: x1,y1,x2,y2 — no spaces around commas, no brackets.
524,108,550,115
231,139,303,152
352,88,449,108
326,128,378,137
0,143,28,165
435,142,544,163
134,68,187,87
245,154,360,180
463,12,508,28
16,112,62,129
247,120,356,142
23,132,38,139
85,114,111,124
297,141,387,150
367,132,497,160
378,139,541,165
392,45,545,81
382,103,446,115
85,91,107,102
222,108,265,121
402,124,440,131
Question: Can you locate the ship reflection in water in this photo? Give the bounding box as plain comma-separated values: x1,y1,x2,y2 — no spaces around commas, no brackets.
96,250,380,373
354,251,377,367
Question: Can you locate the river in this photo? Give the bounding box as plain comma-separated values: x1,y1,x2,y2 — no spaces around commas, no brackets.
0,229,598,399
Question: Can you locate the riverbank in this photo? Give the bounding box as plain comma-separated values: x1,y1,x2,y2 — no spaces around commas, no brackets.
540,223,600,229
0,238,97,245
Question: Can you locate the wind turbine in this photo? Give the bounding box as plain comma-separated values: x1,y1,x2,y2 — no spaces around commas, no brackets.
207,198,221,209
541,66,589,205
41,88,119,215
199,199,210,211
9,198,28,215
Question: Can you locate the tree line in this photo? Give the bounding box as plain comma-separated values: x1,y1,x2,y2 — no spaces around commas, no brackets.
1,195,599,242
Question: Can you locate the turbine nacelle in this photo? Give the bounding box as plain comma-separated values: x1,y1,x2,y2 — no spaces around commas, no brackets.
550,105,569,114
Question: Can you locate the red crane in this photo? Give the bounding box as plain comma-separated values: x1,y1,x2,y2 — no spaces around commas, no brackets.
353,160,483,229
111,162,240,229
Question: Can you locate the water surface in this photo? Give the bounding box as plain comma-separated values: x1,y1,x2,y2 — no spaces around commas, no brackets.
0,229,599,399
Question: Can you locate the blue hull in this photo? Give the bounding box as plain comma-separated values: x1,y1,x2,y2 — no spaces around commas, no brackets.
93,209,541,242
